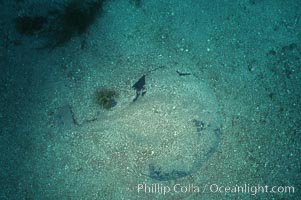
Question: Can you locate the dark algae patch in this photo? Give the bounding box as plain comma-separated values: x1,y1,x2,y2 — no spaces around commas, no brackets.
43,0,104,48
95,88,118,110
15,16,48,35
15,0,105,49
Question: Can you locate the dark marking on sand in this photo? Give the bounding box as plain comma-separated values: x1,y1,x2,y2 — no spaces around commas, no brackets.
56,104,99,130
132,65,166,102
147,120,221,181
132,75,146,102
57,104,77,130
193,119,205,134
147,164,190,181
176,70,191,76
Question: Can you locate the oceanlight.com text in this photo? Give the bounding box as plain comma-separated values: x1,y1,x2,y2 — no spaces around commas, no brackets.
208,184,295,195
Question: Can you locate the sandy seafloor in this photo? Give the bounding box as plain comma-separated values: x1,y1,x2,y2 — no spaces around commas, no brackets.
0,0,300,199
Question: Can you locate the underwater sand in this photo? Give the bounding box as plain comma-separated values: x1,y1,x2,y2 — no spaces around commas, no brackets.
0,0,300,199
